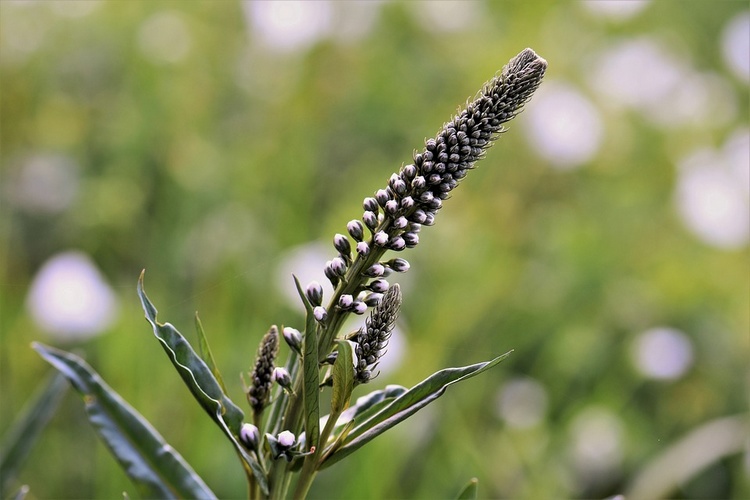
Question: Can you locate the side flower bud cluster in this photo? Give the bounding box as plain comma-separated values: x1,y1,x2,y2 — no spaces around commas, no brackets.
247,325,279,414
350,284,402,383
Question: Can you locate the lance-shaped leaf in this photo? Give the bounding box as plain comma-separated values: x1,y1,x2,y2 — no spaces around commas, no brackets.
194,313,227,394
321,351,512,468
456,478,479,500
137,272,268,494
0,372,68,497
32,343,216,499
330,340,355,415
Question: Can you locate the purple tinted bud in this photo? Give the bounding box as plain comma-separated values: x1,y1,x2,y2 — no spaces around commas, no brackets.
388,173,400,187
389,237,406,251
423,212,436,225
403,232,419,247
339,294,354,309
330,256,347,276
392,178,407,195
352,302,368,315
347,220,364,241
420,191,434,203
306,281,323,306
364,293,383,307
365,263,385,277
393,216,408,229
409,223,422,232
272,367,292,389
411,209,427,224
356,241,370,256
387,258,410,273
240,423,260,451
375,189,390,207
402,164,417,179
282,327,302,354
427,197,442,210
363,211,378,230
333,234,351,257
384,200,398,215
363,197,379,212
278,430,296,448
369,279,389,292
374,231,389,246
400,196,415,210
313,306,328,322
324,263,339,286
412,176,426,190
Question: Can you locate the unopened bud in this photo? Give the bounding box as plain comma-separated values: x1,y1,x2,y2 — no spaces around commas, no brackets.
282,327,302,355
313,306,328,322
347,220,364,241
333,234,351,257
278,430,296,449
305,281,323,306
239,423,260,451
272,367,293,391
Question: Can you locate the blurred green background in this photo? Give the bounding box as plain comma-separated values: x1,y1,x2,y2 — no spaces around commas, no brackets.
1,1,748,498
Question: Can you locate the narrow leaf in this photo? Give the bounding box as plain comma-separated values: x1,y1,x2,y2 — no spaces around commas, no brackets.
194,313,227,394
322,351,512,468
456,477,479,500
32,343,216,499
330,340,355,415
0,372,68,497
137,271,268,494
294,275,320,451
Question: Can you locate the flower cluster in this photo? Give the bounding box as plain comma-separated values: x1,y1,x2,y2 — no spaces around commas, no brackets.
246,325,278,415
316,49,547,323
349,284,402,383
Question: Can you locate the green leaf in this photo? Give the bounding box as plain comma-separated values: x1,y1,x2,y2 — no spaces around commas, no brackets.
330,340,355,415
322,351,512,468
456,477,478,500
194,312,227,394
32,342,216,499
137,271,268,495
0,372,68,497
293,275,320,452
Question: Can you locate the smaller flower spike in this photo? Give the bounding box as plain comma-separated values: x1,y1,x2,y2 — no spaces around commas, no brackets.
350,284,402,383
247,326,279,416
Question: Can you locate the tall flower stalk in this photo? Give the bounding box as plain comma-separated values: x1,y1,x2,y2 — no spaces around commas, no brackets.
33,48,546,500
270,47,547,498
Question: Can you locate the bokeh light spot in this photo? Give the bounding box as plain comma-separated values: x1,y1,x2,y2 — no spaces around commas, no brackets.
523,81,603,169
27,251,118,341
244,0,333,53
631,327,694,380
721,11,750,82
495,377,549,429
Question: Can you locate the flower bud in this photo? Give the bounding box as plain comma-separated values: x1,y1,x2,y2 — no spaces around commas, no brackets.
352,301,368,315
363,211,378,230
356,241,370,256
375,189,391,207
402,164,417,179
389,236,406,251
363,292,383,306
239,423,260,451
347,220,364,241
374,231,389,246
313,306,328,322
400,196,415,210
339,294,354,309
403,232,419,247
305,281,323,306
364,263,385,277
412,175,426,190
384,200,399,215
411,209,427,224
393,216,408,229
368,279,389,292
363,197,379,212
387,258,410,273
333,234,351,257
272,367,293,391
330,256,347,276
277,430,296,449
282,327,302,355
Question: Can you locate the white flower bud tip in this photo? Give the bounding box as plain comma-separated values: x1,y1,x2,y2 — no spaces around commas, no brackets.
278,430,296,448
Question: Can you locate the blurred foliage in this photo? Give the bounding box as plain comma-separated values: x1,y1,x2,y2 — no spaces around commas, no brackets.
1,1,748,498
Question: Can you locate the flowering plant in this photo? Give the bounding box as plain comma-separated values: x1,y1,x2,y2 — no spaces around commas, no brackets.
31,48,546,499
